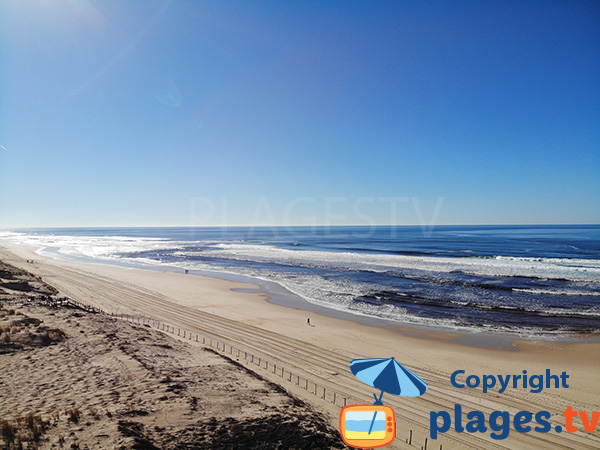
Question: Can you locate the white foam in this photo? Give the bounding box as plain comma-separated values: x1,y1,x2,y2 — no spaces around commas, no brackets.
512,288,600,296
210,243,600,282
6,232,597,283
0,232,184,261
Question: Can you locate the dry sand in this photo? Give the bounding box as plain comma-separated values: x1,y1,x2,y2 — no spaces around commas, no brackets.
0,260,344,450
1,241,599,450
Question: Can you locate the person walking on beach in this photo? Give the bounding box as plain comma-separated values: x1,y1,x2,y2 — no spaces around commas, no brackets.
307,317,311,325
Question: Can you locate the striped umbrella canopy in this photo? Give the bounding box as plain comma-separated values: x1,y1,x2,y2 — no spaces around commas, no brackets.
350,357,427,402
350,357,428,436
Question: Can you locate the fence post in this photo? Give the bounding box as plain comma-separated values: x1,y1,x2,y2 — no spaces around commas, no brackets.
333,392,336,405
409,430,412,445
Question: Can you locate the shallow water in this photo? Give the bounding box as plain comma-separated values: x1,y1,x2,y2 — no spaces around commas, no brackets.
3,225,599,336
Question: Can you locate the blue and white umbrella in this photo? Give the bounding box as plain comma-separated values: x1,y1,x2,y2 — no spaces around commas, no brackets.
350,357,428,434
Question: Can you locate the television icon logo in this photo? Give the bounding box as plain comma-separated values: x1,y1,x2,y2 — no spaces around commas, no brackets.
339,405,396,449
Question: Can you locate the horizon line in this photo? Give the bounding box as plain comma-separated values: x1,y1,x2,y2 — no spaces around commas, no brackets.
2,223,599,230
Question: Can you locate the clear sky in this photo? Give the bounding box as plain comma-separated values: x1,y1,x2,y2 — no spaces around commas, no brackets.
1,0,599,228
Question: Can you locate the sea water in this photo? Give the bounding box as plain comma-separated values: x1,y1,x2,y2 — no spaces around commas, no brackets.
2,225,599,337
343,410,387,439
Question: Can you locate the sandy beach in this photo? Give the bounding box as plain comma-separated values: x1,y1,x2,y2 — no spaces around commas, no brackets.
1,241,599,450
0,255,343,450
4,1,599,449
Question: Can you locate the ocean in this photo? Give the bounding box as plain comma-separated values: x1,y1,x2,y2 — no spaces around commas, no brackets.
2,225,599,337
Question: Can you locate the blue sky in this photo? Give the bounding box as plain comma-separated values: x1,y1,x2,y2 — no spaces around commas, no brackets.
1,0,599,227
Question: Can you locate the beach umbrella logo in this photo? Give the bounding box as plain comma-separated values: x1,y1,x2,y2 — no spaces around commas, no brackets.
339,357,428,449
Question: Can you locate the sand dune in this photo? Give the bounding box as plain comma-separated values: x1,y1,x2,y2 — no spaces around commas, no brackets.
0,260,345,449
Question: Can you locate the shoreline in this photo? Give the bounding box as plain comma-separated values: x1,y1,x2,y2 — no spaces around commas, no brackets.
2,241,600,449
11,239,600,348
